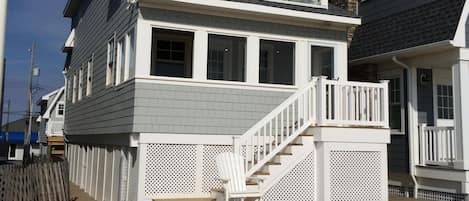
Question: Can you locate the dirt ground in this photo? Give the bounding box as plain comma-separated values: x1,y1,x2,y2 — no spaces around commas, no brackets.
70,183,96,201
68,185,426,201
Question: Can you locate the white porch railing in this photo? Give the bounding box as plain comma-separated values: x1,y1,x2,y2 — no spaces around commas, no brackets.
418,124,460,167
234,77,389,178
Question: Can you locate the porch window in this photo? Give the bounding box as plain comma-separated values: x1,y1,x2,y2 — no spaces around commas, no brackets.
207,34,246,81
106,37,116,86
311,46,334,79
437,85,454,119
78,67,83,101
57,103,65,116
389,77,402,130
259,40,295,85
151,28,194,78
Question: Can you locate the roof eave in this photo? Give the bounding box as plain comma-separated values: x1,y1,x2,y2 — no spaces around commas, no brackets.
63,0,80,18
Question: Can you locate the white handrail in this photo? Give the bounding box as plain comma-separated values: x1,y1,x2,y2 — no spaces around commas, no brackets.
419,124,458,166
233,77,389,178
234,78,318,177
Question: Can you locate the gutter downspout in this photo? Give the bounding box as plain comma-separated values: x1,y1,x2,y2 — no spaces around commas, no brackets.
392,56,419,198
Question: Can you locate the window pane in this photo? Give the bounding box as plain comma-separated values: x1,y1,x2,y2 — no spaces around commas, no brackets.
207,34,246,82
128,29,136,78
311,46,334,79
259,40,294,85
151,28,193,78
437,84,454,119
118,38,126,83
388,77,402,130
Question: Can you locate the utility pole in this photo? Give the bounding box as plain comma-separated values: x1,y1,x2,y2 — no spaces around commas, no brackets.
24,42,35,164
5,99,9,142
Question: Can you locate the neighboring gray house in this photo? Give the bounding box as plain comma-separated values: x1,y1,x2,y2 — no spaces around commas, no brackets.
37,87,65,158
350,0,469,200
63,0,392,201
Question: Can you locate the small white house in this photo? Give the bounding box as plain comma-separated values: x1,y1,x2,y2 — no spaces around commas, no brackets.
37,87,66,158
62,0,391,201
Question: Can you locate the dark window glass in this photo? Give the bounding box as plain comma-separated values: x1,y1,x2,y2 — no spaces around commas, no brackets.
311,46,334,79
389,78,402,130
207,34,246,81
9,144,16,158
259,40,295,85
151,28,194,78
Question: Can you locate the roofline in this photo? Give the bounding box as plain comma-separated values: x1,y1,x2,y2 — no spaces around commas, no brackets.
139,0,361,26
42,87,65,120
350,40,455,64
63,0,79,18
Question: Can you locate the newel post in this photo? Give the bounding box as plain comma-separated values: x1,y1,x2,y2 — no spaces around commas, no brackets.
418,124,427,166
380,80,390,128
317,76,327,126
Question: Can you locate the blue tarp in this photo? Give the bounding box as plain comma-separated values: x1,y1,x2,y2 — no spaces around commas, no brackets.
0,132,38,144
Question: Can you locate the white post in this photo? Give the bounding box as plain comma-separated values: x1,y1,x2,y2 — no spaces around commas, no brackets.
380,80,390,128
246,36,259,84
453,60,469,170
135,19,152,77
317,76,327,126
295,40,308,88
193,30,208,81
418,124,427,166
233,136,240,154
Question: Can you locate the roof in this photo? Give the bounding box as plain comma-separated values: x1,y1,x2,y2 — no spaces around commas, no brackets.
41,87,65,120
36,88,61,105
2,117,39,133
349,0,465,60
228,0,359,18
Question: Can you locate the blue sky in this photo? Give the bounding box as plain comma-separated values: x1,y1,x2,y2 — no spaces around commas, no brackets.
3,1,69,123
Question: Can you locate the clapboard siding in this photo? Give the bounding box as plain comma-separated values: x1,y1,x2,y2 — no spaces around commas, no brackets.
133,82,292,135
140,8,347,42
65,0,138,135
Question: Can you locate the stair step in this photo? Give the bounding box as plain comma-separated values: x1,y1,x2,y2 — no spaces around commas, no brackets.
254,171,270,176
246,181,258,185
276,152,293,156
288,143,303,146
266,162,281,166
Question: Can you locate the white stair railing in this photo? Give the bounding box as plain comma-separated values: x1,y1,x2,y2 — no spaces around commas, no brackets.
316,77,389,128
419,124,459,166
233,79,318,177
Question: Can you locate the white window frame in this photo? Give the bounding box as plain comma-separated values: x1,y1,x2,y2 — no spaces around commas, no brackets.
116,36,126,85
72,73,77,104
126,28,136,80
86,55,93,96
432,69,454,127
307,41,339,80
379,70,406,135
106,35,116,86
258,37,296,85
78,67,83,101
56,101,65,117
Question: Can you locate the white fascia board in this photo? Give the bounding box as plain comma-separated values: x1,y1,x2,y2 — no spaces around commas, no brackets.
139,0,361,26
452,0,469,47
63,29,75,52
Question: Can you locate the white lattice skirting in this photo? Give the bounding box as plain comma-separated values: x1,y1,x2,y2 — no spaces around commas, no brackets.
143,144,232,198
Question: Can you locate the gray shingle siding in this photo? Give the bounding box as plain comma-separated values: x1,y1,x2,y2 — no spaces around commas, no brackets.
359,0,437,23
65,0,138,135
388,135,409,173
350,0,464,60
140,8,348,42
133,82,291,135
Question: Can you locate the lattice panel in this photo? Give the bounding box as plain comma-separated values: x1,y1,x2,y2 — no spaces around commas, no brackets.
330,151,383,201
263,151,316,201
202,145,233,192
144,144,197,196
418,189,465,201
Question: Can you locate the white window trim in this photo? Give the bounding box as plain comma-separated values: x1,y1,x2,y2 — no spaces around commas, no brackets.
116,36,126,85
307,41,341,80
86,55,93,97
72,73,77,104
379,70,406,135
56,101,65,117
106,34,116,87
142,22,346,88
78,67,83,101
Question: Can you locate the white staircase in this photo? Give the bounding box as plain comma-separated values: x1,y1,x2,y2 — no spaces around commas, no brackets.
233,79,318,192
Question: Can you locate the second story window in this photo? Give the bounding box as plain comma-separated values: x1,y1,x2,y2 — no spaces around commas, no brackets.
151,28,194,78
106,36,116,86
259,39,295,85
437,85,454,119
86,57,93,96
78,67,83,101
117,37,126,84
389,77,402,131
207,34,246,82
72,73,77,104
57,102,65,117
